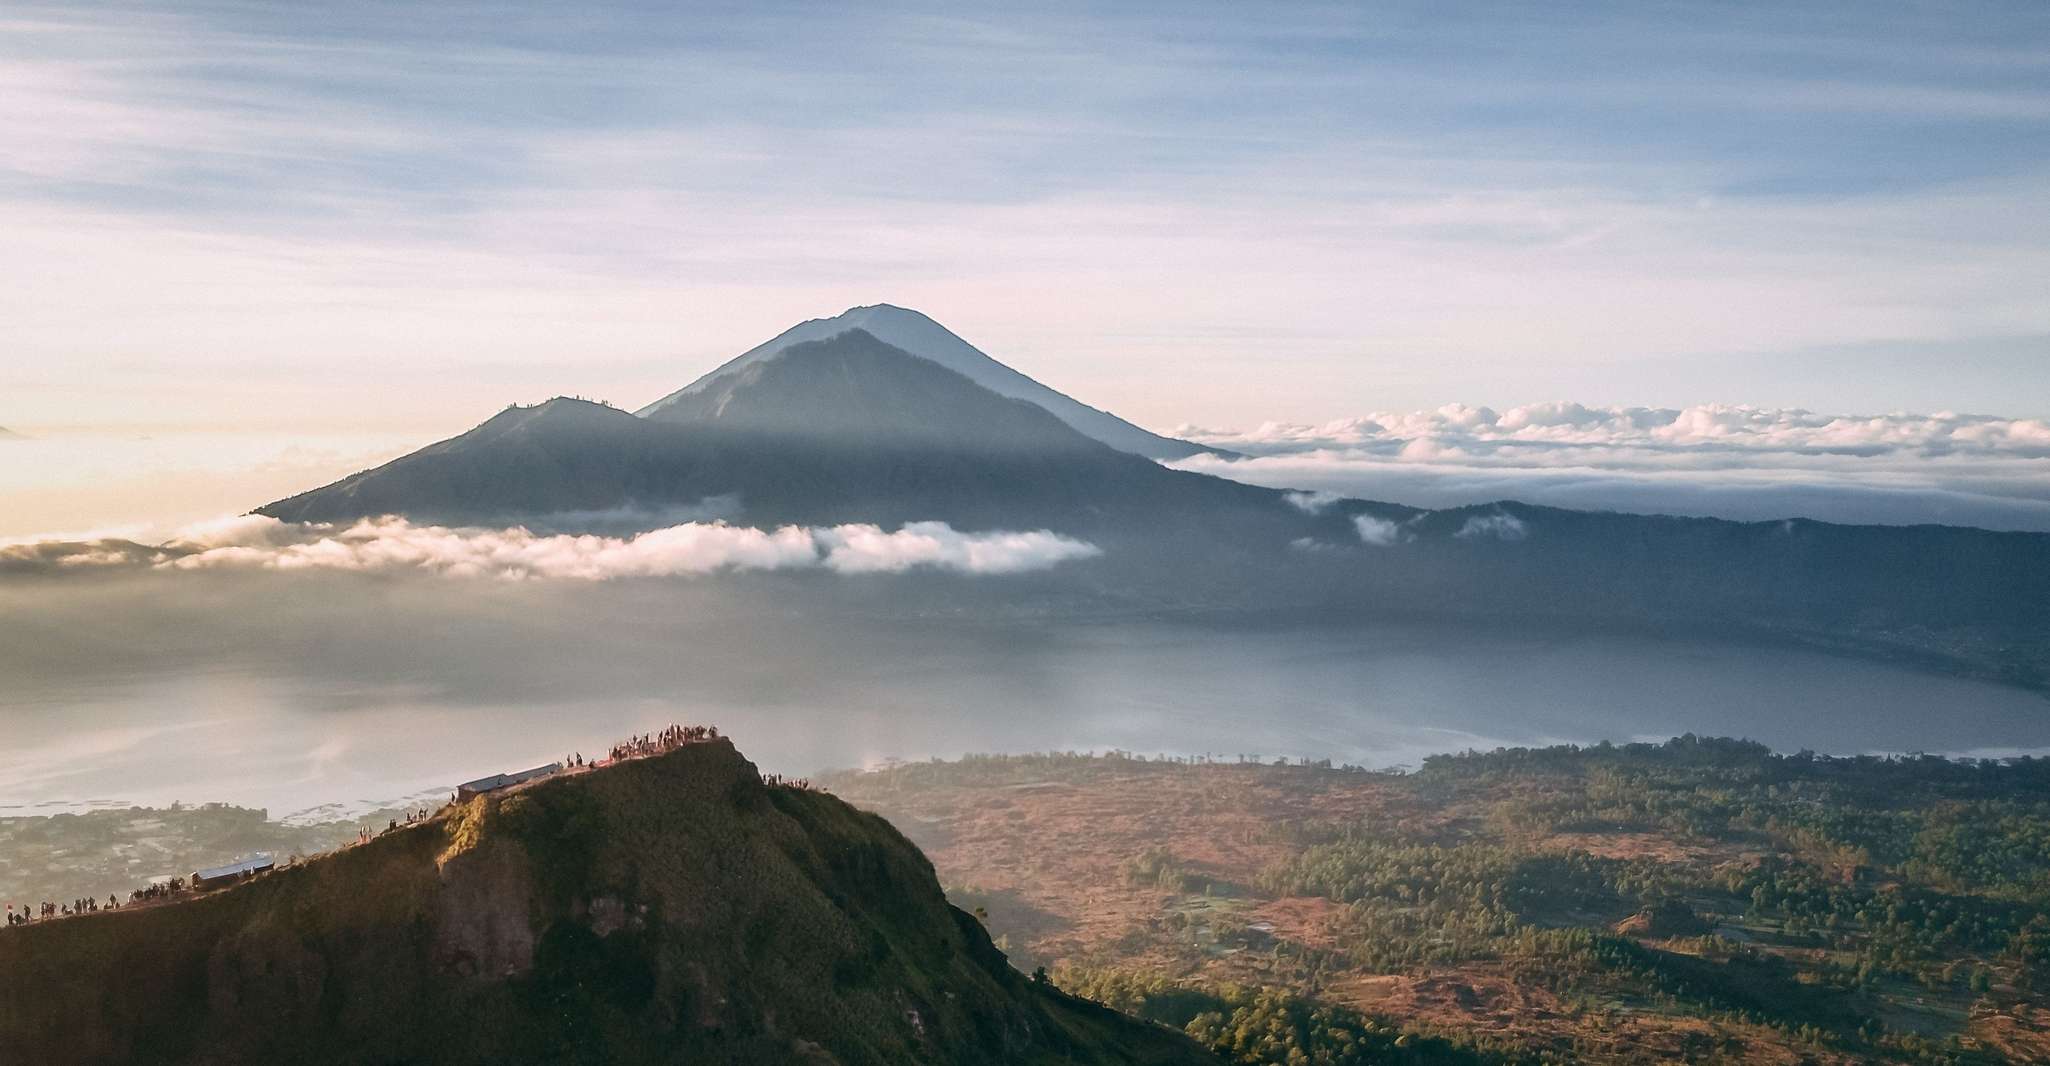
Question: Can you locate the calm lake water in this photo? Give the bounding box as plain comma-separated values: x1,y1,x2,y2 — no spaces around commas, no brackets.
3,571,2046,820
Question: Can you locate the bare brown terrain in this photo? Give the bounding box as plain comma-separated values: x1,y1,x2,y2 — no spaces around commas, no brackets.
827,743,2050,1065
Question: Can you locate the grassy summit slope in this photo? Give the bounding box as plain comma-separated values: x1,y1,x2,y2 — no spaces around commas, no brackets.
0,739,1210,1066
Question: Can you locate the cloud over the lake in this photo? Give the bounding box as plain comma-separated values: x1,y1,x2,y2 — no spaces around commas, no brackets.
0,516,1100,579
1455,513,1528,542
1174,404,2050,532
1352,515,1403,546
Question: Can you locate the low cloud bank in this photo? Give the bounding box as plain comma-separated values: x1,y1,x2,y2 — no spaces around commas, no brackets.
1180,403,2050,455
0,515,1100,579
1176,403,2050,531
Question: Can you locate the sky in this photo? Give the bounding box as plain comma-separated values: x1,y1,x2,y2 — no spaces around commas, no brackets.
2,1,2048,531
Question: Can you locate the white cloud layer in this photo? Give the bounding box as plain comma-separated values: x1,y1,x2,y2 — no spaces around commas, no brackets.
1175,404,2050,531
1187,403,2050,454
0,516,1100,579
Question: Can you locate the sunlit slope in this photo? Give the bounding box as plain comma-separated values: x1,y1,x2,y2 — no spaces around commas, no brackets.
0,738,1211,1066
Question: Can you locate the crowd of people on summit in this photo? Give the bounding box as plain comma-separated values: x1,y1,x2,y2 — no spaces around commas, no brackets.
603,723,719,764
356,807,437,845
1,720,825,931
7,896,123,926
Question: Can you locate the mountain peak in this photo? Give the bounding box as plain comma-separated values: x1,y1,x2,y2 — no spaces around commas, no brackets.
803,303,929,323
500,396,626,416
645,328,1112,455
836,303,943,328
517,396,630,418
638,307,1227,462
467,396,638,437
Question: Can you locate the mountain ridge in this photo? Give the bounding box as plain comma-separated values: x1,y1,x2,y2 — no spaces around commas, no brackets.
0,737,1213,1065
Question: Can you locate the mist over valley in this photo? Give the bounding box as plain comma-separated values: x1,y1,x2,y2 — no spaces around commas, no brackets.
5,308,2046,824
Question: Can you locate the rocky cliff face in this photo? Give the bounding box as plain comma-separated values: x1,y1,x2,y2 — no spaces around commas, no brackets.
0,740,1208,1066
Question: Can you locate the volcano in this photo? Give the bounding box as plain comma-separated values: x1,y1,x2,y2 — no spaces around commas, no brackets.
258,328,1371,552
255,312,2050,688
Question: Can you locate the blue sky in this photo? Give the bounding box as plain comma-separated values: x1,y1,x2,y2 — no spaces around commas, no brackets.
3,0,2048,435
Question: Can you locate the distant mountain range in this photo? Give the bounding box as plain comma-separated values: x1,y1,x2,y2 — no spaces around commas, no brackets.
259,310,2050,690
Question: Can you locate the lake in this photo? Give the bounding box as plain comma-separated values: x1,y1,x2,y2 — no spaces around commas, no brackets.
3,571,2046,820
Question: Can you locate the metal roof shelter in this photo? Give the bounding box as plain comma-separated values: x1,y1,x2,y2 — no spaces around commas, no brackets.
192,853,275,888
456,762,562,800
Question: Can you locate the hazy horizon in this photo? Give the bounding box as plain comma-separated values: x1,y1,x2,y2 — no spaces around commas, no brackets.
5,307,2048,538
